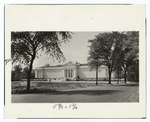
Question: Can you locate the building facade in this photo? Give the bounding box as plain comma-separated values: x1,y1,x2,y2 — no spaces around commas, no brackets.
34,61,117,81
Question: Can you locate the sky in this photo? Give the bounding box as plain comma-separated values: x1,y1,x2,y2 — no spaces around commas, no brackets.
33,32,100,68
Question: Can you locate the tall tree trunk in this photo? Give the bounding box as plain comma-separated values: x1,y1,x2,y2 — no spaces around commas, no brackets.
134,69,138,82
124,70,127,83
96,66,98,85
26,56,35,91
117,76,120,84
108,70,111,84
117,69,120,84
134,73,137,82
134,71,138,82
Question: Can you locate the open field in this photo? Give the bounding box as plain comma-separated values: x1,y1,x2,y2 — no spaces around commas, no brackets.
12,81,102,94
11,80,136,94
11,81,139,103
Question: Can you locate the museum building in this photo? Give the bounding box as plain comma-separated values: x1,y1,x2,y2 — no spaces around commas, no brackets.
34,61,117,81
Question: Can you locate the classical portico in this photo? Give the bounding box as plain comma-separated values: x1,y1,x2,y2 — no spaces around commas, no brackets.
62,61,77,79
34,61,78,80
35,70,43,78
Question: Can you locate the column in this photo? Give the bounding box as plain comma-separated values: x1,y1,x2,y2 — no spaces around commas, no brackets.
67,69,69,78
41,71,43,78
69,69,71,78
72,69,74,78
37,71,39,78
38,71,41,78
74,68,77,78
70,69,72,78
35,71,37,78
62,70,64,78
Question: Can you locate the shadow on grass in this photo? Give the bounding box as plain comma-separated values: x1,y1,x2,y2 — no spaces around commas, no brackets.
48,90,121,96
12,89,122,96
115,84,139,87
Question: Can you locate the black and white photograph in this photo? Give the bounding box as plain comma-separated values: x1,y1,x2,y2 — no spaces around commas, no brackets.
11,31,139,103
4,4,146,119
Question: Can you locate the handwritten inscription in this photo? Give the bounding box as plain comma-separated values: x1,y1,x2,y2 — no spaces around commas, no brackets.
52,104,77,110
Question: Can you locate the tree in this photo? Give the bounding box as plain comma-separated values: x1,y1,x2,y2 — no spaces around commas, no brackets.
11,31,72,91
21,67,28,79
121,55,135,83
127,59,139,82
88,32,125,84
87,39,103,85
88,31,139,84
116,64,122,84
11,70,15,81
11,65,22,81
22,67,35,79
119,31,139,83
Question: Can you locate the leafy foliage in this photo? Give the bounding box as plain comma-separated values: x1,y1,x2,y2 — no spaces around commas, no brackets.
11,31,72,91
11,32,72,65
22,67,35,79
88,32,126,84
87,39,103,69
118,32,139,82
88,31,139,83
87,39,104,85
11,65,22,81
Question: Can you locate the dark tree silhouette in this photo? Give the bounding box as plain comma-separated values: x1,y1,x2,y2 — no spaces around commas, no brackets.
22,67,35,79
88,32,125,84
118,32,139,83
11,65,22,81
87,39,103,85
11,31,72,91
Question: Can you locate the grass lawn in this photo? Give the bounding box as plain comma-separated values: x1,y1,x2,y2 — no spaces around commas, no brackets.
11,81,139,103
11,81,100,94
12,81,139,97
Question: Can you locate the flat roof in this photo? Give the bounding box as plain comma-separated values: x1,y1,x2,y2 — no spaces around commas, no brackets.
35,63,107,70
